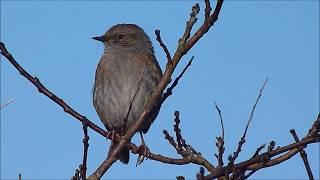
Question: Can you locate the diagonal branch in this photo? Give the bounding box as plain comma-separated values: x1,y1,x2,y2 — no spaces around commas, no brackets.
229,78,268,165
0,42,108,139
290,129,314,180
161,56,193,104
155,29,172,62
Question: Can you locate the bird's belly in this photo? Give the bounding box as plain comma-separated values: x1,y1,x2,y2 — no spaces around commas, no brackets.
93,65,153,132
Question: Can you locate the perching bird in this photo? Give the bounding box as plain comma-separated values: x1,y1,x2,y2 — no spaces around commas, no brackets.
92,24,162,164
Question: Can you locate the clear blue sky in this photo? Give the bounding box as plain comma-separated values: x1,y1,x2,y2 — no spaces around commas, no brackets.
1,1,319,179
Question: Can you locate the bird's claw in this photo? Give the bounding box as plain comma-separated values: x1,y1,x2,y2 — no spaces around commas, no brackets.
136,144,150,166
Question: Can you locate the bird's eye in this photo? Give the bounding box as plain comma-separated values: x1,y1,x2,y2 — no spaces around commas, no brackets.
117,34,125,40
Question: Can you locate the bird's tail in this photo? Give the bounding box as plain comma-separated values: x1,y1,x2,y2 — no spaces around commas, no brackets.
108,141,130,164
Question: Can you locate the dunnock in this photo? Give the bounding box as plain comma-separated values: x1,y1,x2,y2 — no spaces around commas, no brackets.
92,24,162,164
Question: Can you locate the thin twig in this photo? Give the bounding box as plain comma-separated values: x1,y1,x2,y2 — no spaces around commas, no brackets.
214,103,225,168
163,111,216,173
229,78,268,164
244,78,268,138
0,98,14,109
267,141,275,152
81,120,89,180
163,111,189,157
204,0,212,20
214,103,224,139
174,111,183,150
184,0,224,53
161,56,193,103
155,29,171,62
290,129,314,180
196,167,205,180
250,144,266,158
163,129,178,152
180,3,200,44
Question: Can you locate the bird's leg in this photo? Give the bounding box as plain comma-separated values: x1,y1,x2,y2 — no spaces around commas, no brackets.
106,130,116,142
136,131,150,166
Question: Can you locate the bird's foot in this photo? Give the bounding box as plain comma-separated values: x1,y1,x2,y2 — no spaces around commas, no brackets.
136,131,150,166
136,143,150,166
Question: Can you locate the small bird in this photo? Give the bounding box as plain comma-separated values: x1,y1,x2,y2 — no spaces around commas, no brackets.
92,24,162,164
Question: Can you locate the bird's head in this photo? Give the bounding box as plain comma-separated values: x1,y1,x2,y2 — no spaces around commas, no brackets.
92,24,153,53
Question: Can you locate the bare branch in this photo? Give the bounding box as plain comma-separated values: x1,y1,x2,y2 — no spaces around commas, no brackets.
81,121,90,180
184,0,224,53
250,144,266,158
290,129,314,180
204,0,212,20
163,129,178,152
163,111,216,173
0,42,108,138
229,78,268,165
155,29,172,62
214,103,224,139
214,103,225,168
180,3,200,44
205,114,320,179
174,111,185,152
244,78,268,137
161,56,193,103
267,141,276,152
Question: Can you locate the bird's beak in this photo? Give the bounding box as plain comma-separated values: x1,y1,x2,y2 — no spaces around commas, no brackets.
92,35,107,42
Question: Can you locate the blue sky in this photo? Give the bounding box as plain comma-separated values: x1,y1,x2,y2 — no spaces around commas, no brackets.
1,1,319,179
